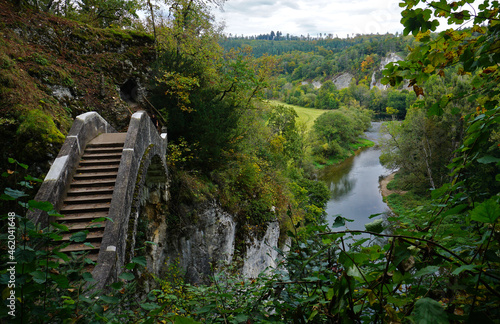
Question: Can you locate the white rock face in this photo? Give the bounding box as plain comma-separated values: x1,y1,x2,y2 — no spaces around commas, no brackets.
164,201,236,283
242,222,280,278
50,85,74,101
370,52,403,90
163,202,285,283
332,72,354,89
312,81,322,89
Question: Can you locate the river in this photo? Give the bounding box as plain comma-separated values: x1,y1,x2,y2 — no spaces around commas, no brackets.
318,122,391,234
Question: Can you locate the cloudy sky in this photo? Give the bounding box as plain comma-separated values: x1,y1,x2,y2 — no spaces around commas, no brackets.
211,0,405,37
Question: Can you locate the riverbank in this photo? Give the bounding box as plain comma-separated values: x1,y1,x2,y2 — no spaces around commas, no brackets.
379,172,407,198
314,138,375,169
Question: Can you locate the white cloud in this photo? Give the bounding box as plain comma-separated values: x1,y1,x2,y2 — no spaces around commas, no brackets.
213,0,404,37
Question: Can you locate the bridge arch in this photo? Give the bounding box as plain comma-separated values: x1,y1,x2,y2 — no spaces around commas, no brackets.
92,111,168,289
30,111,168,290
126,151,169,276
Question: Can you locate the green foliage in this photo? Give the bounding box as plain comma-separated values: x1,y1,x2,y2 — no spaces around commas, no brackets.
17,0,141,28
410,297,449,324
311,106,372,162
0,160,172,323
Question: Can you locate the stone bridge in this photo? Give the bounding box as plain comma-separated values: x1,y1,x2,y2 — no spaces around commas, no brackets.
29,111,168,290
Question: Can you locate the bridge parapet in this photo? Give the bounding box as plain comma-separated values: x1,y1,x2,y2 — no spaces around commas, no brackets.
29,112,116,228
92,111,168,289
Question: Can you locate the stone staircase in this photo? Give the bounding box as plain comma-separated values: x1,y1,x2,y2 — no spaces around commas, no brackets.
54,133,127,263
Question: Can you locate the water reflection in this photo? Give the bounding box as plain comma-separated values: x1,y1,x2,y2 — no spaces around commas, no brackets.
322,156,355,200
318,122,391,232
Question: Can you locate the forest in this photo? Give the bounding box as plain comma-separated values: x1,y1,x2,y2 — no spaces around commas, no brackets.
0,0,499,323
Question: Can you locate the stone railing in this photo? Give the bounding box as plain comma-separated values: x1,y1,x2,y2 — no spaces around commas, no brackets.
28,112,116,228
92,111,168,290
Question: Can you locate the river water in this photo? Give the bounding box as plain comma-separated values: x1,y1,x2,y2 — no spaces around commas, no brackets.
318,122,391,233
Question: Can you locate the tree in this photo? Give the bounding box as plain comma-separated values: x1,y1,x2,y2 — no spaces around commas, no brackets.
77,0,141,27
385,106,398,120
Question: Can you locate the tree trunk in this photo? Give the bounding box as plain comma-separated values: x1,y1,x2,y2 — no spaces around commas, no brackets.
147,0,158,59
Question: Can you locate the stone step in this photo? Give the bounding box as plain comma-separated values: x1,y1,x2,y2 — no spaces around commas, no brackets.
86,254,99,262
50,253,98,264
60,202,110,213
73,171,118,179
56,211,109,222
87,142,124,148
79,158,121,166
84,147,123,154
70,178,117,187
88,133,127,146
59,242,101,253
82,152,122,159
63,221,105,231
76,165,120,173
61,230,104,241
64,194,113,204
66,186,114,196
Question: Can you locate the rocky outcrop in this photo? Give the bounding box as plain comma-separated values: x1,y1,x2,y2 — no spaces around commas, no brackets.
243,222,281,278
162,201,237,284
370,53,403,90
332,72,354,89
162,201,284,284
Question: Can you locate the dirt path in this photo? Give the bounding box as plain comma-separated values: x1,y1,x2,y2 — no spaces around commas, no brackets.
379,172,407,197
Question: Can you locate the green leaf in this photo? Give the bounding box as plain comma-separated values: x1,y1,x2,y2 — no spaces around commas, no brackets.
140,302,160,310
79,295,93,303
307,310,319,322
51,274,69,288
477,155,500,164
28,200,54,212
50,222,69,232
441,204,467,217
30,270,47,284
331,215,345,228
8,158,28,169
4,187,28,199
15,248,36,263
431,183,450,199
19,181,33,189
52,251,70,262
364,218,384,234
411,297,449,324
25,174,42,182
470,198,500,223
92,217,113,223
0,193,15,201
369,213,383,219
428,102,444,117
111,282,124,290
70,231,88,242
118,272,135,281
452,264,476,276
82,272,95,282
131,256,147,267
414,266,439,277
173,316,201,324
100,295,120,304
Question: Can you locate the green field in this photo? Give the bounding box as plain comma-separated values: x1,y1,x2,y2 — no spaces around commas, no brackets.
267,100,328,130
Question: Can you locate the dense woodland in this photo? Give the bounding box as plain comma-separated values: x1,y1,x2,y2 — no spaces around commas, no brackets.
1,0,500,323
